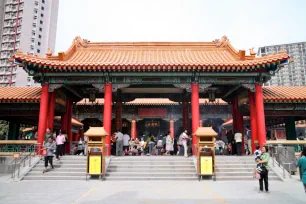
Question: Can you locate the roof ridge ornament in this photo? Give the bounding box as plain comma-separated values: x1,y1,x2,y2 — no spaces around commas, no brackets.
46,48,52,57
213,35,229,47
74,36,89,48
249,47,256,55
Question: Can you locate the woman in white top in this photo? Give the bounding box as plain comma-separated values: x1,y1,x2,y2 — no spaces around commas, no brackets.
165,131,173,155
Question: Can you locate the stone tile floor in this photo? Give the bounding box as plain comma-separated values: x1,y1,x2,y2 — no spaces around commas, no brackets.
0,178,305,204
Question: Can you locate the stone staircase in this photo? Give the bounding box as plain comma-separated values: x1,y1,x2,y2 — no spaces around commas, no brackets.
215,156,281,181
23,156,86,180
105,156,198,180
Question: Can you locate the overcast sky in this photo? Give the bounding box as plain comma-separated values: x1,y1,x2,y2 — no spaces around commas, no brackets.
55,0,306,53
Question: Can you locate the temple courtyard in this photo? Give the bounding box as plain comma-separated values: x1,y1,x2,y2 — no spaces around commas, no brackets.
0,179,304,204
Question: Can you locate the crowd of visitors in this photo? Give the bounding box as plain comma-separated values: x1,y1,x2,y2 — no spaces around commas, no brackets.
110,130,192,157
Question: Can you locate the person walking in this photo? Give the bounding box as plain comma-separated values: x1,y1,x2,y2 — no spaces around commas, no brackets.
296,147,306,193
83,135,88,156
177,132,183,155
181,130,189,157
43,128,52,146
123,132,130,152
43,136,56,173
147,133,155,155
257,146,270,193
55,130,66,160
115,130,124,156
234,132,242,156
165,131,173,155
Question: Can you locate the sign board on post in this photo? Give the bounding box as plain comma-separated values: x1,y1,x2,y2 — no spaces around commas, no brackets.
89,155,101,174
200,156,213,175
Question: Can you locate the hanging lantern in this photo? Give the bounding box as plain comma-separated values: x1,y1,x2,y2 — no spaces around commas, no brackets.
209,92,215,102
89,92,96,102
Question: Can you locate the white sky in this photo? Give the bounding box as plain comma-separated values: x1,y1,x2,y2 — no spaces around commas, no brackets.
55,0,306,53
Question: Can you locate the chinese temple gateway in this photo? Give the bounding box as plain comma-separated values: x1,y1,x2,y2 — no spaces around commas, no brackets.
12,36,292,155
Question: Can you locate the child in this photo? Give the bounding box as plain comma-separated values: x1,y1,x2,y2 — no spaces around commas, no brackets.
254,145,262,158
228,143,232,155
254,156,266,179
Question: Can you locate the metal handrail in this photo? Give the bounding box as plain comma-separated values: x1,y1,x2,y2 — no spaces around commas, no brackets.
11,143,41,179
269,145,293,179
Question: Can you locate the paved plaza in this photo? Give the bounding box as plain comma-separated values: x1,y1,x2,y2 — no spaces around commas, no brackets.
0,179,305,204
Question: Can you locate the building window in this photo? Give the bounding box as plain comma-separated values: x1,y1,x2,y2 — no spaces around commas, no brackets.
34,8,38,14
39,27,42,32
41,6,44,10
41,13,44,17
31,39,35,43
37,49,40,53
40,20,43,24
38,42,41,46
38,34,41,39
42,0,45,3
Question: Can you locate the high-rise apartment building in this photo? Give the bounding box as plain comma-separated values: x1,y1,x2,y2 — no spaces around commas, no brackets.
258,42,306,86
0,0,59,87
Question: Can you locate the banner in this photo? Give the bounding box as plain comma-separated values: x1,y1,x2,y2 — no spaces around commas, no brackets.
138,108,167,117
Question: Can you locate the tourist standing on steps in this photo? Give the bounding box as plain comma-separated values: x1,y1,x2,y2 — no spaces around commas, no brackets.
165,131,173,155
115,130,124,156
257,146,270,193
181,130,189,157
43,136,56,173
56,130,66,160
123,132,130,152
234,132,242,156
296,147,306,193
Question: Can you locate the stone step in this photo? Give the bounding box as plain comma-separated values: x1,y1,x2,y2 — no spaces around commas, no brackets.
111,157,193,161
107,168,195,173
110,161,193,165
104,176,198,181
215,172,278,176
35,163,86,168
215,164,256,168
22,175,87,181
108,164,195,169
215,175,281,181
216,168,254,172
216,161,256,165
105,172,197,177
30,168,86,172
56,156,87,160
27,171,85,176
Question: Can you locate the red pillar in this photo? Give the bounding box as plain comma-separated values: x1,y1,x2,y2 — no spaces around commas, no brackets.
37,83,49,149
182,101,189,130
191,83,200,155
232,95,244,154
231,97,238,133
47,91,56,132
131,119,136,139
255,83,266,147
115,100,122,131
170,119,174,138
103,83,112,156
248,91,258,153
236,110,244,154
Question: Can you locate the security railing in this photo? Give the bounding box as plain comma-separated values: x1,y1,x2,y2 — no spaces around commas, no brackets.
11,143,41,180
267,140,306,179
